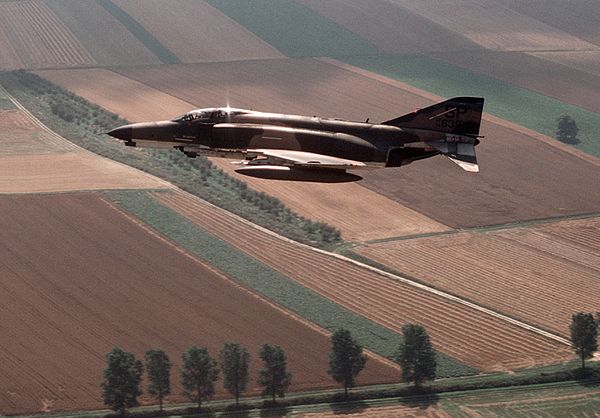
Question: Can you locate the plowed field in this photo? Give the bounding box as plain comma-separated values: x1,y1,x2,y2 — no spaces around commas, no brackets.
494,0,600,47
45,0,160,67
0,1,94,69
112,0,283,63
388,0,598,52
298,0,480,54
154,190,573,372
355,217,600,337
0,193,398,415
36,68,195,122
430,51,600,114
73,59,600,229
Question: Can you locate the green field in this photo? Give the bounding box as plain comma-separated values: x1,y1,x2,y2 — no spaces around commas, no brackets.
206,0,377,57
342,53,600,158
106,189,477,378
0,88,14,110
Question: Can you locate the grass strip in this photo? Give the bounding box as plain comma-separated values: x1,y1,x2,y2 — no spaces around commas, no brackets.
341,53,600,158
105,189,477,378
95,0,180,64
206,0,377,57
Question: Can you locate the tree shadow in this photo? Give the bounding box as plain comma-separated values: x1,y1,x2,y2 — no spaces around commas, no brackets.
259,404,290,417
574,367,600,387
400,391,441,410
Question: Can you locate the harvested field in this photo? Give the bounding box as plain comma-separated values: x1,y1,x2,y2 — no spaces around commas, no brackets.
389,0,599,52
213,160,449,242
111,59,600,228
44,0,160,66
0,193,398,414
113,0,284,63
0,0,94,69
0,153,171,193
354,217,600,337
430,51,600,114
495,0,600,48
298,0,480,54
530,51,600,78
155,190,573,372
36,68,195,122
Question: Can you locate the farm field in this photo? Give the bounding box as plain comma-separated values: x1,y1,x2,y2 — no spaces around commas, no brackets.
0,0,94,70
430,50,600,114
298,0,482,54
44,0,160,67
36,68,195,122
152,189,573,372
0,192,398,415
388,0,598,52
354,216,600,337
530,51,600,78
46,60,600,231
494,0,600,47
0,101,170,193
113,0,283,63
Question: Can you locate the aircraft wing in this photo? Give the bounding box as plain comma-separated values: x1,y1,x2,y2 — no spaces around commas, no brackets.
243,149,368,170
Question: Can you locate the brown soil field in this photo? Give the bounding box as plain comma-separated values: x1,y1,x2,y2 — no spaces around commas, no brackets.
44,0,160,67
0,0,94,70
155,190,573,372
113,0,284,63
0,193,398,414
107,60,600,229
430,51,600,114
42,65,448,241
388,0,599,52
36,68,195,122
494,0,600,48
298,0,481,54
354,217,600,337
529,51,600,78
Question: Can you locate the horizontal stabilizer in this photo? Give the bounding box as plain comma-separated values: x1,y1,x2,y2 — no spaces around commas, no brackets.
427,140,479,172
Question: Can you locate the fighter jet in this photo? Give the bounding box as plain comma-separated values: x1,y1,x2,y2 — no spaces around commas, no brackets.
107,97,484,182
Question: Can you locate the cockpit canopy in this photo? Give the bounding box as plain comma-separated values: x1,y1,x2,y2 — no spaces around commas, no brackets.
173,107,250,123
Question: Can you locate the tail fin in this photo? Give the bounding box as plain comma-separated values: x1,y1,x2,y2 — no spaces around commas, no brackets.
383,97,484,137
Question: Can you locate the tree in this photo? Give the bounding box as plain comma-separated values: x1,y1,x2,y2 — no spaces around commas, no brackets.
180,346,219,408
556,114,579,144
219,343,250,405
101,347,144,416
144,349,172,412
396,324,437,387
327,329,367,397
570,312,598,369
258,344,292,402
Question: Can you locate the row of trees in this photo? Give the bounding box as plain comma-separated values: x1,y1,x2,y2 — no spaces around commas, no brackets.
102,325,437,415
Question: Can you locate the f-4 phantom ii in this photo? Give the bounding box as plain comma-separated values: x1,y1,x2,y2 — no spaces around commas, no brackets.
107,97,484,182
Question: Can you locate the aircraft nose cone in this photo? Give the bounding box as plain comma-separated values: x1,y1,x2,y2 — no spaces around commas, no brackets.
107,125,132,141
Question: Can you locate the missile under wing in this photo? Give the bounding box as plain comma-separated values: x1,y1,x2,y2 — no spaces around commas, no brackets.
107,97,484,182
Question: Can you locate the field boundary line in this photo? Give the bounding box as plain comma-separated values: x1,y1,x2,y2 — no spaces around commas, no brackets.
320,57,600,168
168,189,572,347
